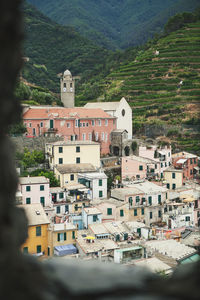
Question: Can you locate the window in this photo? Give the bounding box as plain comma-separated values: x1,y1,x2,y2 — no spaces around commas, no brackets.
120,209,124,217
65,205,68,212
141,208,144,215
86,123,89,127
36,226,41,236
105,119,108,126
40,197,45,207
50,120,54,129
59,192,64,199
129,197,133,206
72,231,75,239
57,233,67,242
136,196,140,203
29,123,32,128
190,169,193,175
158,195,161,204
75,119,79,127
26,186,31,192
70,174,74,181
167,183,170,189
93,215,98,222
59,158,63,164
134,209,137,216
40,185,44,191
161,173,163,178
172,183,176,190
40,122,43,128
158,210,161,218
48,247,50,256
26,197,31,204
101,132,104,140
67,123,70,128
64,82,66,88
105,133,108,142
185,216,190,221
32,128,36,136
23,247,28,254
165,162,167,167
121,109,125,116
150,212,153,219
172,172,176,179
168,152,170,157
155,164,157,169
56,206,60,214
37,245,41,253
194,158,196,164
148,196,152,205
82,133,86,141
75,204,78,211
92,120,95,126
99,190,103,198
88,133,92,141
76,146,80,153
99,179,102,186
190,158,193,164
59,147,63,153
139,165,143,171
83,122,85,127
95,132,98,141
76,157,80,164
98,119,101,126
107,208,112,215
166,193,168,199
161,163,163,168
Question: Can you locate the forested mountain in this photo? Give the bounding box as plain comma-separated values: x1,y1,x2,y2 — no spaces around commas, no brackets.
27,0,200,49
22,2,113,92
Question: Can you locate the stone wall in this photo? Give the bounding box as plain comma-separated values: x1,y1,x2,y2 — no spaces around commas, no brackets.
0,1,200,300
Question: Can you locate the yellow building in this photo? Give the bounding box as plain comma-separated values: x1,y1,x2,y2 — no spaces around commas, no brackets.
45,140,100,170
48,223,77,256
20,203,50,256
164,167,183,190
54,163,96,187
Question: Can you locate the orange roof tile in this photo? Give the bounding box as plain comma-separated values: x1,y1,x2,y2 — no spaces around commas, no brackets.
23,106,115,120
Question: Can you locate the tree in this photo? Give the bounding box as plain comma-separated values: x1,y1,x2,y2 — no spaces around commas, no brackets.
131,141,137,152
124,146,130,156
29,169,60,187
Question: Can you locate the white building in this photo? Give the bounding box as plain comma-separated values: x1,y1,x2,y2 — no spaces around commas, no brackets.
78,171,107,200
84,97,132,139
82,207,102,229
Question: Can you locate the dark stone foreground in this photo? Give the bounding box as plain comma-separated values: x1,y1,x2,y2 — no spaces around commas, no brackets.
0,1,200,299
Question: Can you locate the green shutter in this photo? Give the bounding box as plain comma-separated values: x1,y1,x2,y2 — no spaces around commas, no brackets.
134,209,137,216
99,190,103,197
40,197,45,206
72,231,75,239
26,198,31,204
142,208,144,215
37,245,41,253
107,208,112,215
57,233,60,242
120,209,124,217
64,232,67,241
36,226,41,236
99,179,102,186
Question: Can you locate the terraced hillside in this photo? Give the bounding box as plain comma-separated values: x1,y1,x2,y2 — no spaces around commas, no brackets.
98,22,200,153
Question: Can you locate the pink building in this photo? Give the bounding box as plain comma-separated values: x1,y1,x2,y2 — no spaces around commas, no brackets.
121,155,159,181
23,106,116,155
19,176,50,207
172,152,198,181
194,199,200,227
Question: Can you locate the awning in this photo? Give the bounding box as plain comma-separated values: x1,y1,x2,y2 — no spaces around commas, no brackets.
54,244,77,256
180,254,200,264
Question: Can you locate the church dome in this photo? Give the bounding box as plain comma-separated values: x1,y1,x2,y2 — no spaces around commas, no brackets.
64,69,72,77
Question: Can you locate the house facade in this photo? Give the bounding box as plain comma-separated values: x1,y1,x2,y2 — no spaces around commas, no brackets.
23,106,116,155
45,140,101,170
172,152,198,180
78,172,107,200
164,167,184,190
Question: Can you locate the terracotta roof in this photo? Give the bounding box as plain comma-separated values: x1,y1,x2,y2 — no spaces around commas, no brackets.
23,106,114,120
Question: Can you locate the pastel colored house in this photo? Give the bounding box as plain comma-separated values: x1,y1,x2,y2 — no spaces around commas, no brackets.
164,167,184,190
139,144,172,178
121,155,159,181
48,223,77,257
23,106,116,155
20,203,50,256
172,152,198,180
94,199,130,222
78,172,107,200
45,140,101,170
82,207,102,229
50,187,69,215
54,163,96,187
84,97,132,139
19,176,50,207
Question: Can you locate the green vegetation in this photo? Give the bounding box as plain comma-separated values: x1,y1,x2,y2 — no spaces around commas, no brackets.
27,0,200,49
16,148,45,168
27,169,60,187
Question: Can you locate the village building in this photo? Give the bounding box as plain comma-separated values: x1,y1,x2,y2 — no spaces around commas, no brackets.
164,167,184,190
84,97,132,139
78,171,107,200
45,140,101,170
20,203,50,256
82,207,102,229
138,143,171,178
48,223,77,257
172,151,198,181
121,155,160,181
114,246,145,264
60,69,75,108
23,106,116,155
19,176,51,208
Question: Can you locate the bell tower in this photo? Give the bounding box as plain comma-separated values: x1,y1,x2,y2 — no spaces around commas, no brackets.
60,69,75,108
